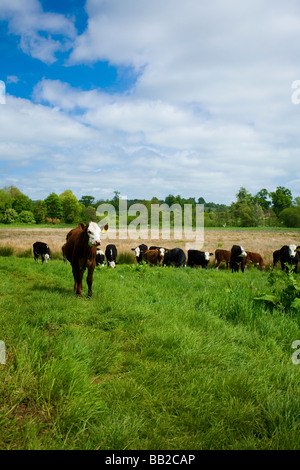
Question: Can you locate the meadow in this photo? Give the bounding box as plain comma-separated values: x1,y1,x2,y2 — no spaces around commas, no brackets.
0,242,299,450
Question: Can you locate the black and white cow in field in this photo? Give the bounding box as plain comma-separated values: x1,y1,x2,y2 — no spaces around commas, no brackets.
131,244,148,263
278,244,299,273
96,248,105,267
187,250,213,269
33,241,51,264
105,244,117,268
230,245,247,273
163,248,186,268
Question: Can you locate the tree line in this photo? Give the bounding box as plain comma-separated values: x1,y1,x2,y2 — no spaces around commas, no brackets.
0,185,299,228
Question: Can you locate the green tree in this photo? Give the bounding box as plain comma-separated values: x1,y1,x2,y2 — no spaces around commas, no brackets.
33,200,46,224
0,189,13,214
44,193,62,222
12,194,33,213
18,210,36,224
253,189,271,211
2,208,18,224
270,186,293,216
79,195,95,207
279,207,300,228
59,190,80,223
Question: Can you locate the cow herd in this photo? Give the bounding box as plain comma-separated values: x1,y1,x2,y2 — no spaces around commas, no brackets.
31,222,300,297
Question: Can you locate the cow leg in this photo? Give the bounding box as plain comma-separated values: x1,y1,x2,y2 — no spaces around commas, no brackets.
87,263,95,297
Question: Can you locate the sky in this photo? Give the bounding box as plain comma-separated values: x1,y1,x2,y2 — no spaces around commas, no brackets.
0,0,300,205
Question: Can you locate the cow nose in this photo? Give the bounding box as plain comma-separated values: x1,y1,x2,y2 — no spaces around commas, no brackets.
95,240,101,246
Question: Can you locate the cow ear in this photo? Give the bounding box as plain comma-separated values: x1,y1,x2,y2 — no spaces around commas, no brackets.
78,223,85,230
100,224,108,233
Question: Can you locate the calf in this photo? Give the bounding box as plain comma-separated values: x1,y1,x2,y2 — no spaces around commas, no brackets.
163,248,186,268
33,241,51,264
245,251,264,270
131,244,148,263
105,244,117,268
63,222,108,297
143,248,165,266
96,248,105,267
230,245,247,273
187,250,213,268
214,249,231,269
278,244,299,273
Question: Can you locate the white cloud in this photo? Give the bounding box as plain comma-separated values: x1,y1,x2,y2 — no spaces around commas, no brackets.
0,0,76,63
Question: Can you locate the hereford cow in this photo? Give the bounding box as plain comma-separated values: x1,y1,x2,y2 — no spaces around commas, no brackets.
245,251,264,270
131,244,148,263
163,248,186,268
105,244,117,268
63,222,108,297
33,241,51,264
96,248,105,267
230,245,247,273
278,244,299,273
187,250,213,268
214,249,231,269
143,248,165,266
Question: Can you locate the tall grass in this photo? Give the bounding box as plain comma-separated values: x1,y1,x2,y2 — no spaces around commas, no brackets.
0,257,299,450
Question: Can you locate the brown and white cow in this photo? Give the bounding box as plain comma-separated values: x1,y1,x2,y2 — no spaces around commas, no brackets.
63,222,108,297
142,248,165,266
245,251,265,270
214,249,231,269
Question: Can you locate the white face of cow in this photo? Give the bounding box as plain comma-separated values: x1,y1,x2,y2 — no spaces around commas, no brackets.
44,253,50,263
135,247,140,258
108,260,116,268
204,251,210,261
289,244,297,258
240,246,247,257
87,222,102,247
159,248,165,257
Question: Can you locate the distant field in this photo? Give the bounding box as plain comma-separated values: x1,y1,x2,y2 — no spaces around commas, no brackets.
0,226,299,266
0,257,299,450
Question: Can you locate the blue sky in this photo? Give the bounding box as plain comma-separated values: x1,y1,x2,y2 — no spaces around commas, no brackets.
0,0,300,204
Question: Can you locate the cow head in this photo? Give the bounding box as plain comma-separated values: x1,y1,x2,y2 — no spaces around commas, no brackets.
44,253,50,263
132,246,140,258
86,222,108,247
239,246,247,257
288,244,297,258
159,248,165,257
108,260,116,268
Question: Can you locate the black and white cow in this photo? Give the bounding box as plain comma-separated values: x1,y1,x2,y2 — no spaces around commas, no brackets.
187,250,213,269
96,248,105,267
278,244,299,273
33,241,51,264
131,244,148,263
163,248,186,268
230,245,247,273
105,244,117,268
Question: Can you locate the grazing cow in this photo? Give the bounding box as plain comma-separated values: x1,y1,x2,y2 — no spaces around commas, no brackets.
131,244,148,263
143,248,165,266
63,222,108,297
230,245,247,273
214,249,231,269
163,248,186,268
96,248,105,267
245,251,264,270
278,244,299,273
187,250,213,269
105,244,117,268
33,241,51,264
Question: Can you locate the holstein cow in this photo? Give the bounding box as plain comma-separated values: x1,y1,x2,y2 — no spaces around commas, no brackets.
214,249,231,269
143,248,165,266
131,244,148,263
63,222,108,297
33,241,51,264
96,248,105,267
278,244,299,273
105,244,117,268
230,245,247,273
163,248,186,268
245,251,265,270
187,250,213,269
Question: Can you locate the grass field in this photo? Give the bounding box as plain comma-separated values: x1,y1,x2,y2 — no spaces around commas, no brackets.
0,251,299,450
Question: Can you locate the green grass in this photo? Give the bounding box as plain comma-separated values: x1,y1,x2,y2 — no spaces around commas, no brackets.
0,257,299,450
